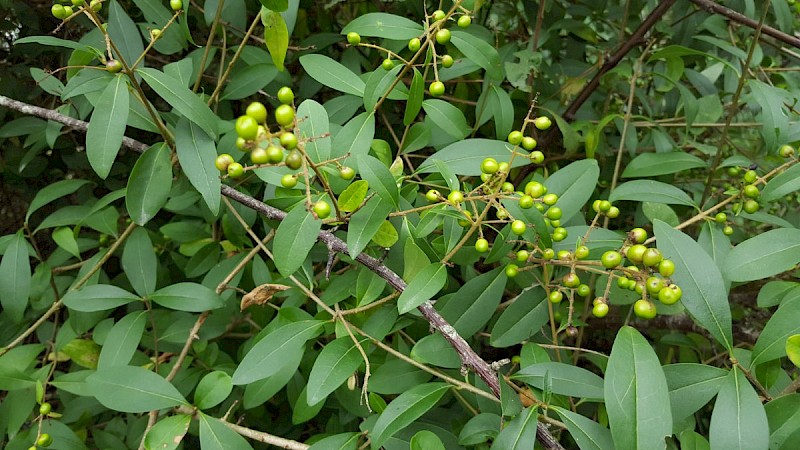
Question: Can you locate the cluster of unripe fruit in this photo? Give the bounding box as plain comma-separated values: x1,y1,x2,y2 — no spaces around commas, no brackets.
214,87,336,220
345,8,472,98
51,0,181,20
25,402,54,449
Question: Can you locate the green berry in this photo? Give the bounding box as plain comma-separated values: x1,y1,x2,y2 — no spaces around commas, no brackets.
501,182,515,194
505,263,519,278
285,150,303,170
557,250,571,261
633,299,657,319
542,193,558,206
52,4,67,19
457,15,471,27
426,189,440,202
562,272,580,288
534,116,552,130
525,181,545,198
280,174,297,189
642,248,663,267
274,104,295,127
617,276,630,289
382,58,394,71
723,225,734,236
522,136,537,150
266,145,284,163
519,195,534,209
280,132,298,149
599,200,612,212
313,200,331,219
277,86,295,105
606,206,620,218
530,151,545,164
516,250,530,262
601,250,622,269
90,0,102,11
630,227,648,244
626,244,647,263
408,38,421,52
743,184,759,198
63,5,74,16
459,210,472,226
646,276,664,294
246,101,267,124
546,206,562,220
511,219,526,235
37,433,53,447
715,212,727,223
577,284,591,297
727,166,741,177
549,291,563,303
575,245,589,260
429,81,445,97
541,248,555,260
106,59,123,73
475,238,489,253
432,9,446,21
481,157,499,174
39,402,52,415
347,32,361,45
498,162,509,172
447,190,464,204
215,154,234,172
743,170,757,184
507,130,524,145
779,144,795,158
743,199,759,214
250,147,269,165
151,28,162,39
552,227,567,242
72,0,84,6
227,162,244,178
435,28,451,44
658,284,682,305
441,55,454,68
235,115,259,140
658,259,675,277
170,0,183,11
339,166,355,180
592,302,609,318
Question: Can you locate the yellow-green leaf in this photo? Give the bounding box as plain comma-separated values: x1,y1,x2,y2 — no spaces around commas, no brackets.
263,9,288,71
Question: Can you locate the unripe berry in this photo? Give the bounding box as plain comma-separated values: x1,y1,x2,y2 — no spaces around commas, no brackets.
480,157,499,174
510,219,527,235
447,190,464,204
516,250,529,262
215,154,234,172
533,116,552,130
227,162,244,178
475,238,489,253
633,299,657,319
658,284,682,305
507,130,524,145
505,264,519,278
549,291,563,303
542,193,558,206
715,212,727,223
313,200,331,219
425,189,440,202
626,244,647,263
601,250,622,269
432,9,446,21
519,195,534,209
441,54,454,68
530,151,545,164
629,227,647,244
658,259,675,277
641,248,663,267
592,302,609,318
347,32,361,45
429,81,445,97
743,170,757,184
277,86,295,105
280,174,297,189
574,245,589,260
435,29,451,45
457,15,471,27
743,199,759,214
522,136,537,150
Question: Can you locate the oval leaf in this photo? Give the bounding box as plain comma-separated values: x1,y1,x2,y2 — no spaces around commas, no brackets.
370,382,450,448
87,365,187,413
273,206,323,277
299,54,365,96
62,284,140,312
708,367,768,450
97,311,147,369
144,414,191,450
543,159,600,223
26,179,91,222
622,152,707,178
149,282,222,312
194,371,233,410
263,9,288,71
127,143,172,225
121,227,157,297
341,13,423,40
138,68,219,138
610,180,696,207
512,362,605,400
306,337,368,405
417,139,526,176
175,118,222,215
86,75,130,179
397,263,447,314
722,228,800,282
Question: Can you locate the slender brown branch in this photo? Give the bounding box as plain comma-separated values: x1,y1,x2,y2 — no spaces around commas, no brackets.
563,0,677,120
688,0,800,49
0,94,565,450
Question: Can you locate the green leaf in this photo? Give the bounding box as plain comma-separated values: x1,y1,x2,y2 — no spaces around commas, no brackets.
121,227,157,297
757,281,800,308
333,112,375,168
551,406,614,450
357,154,399,208
364,65,406,111
604,326,672,450
62,284,141,312
139,68,219,138
709,367,769,450
418,139,526,176
610,180,696,207
221,63,278,100
371,221,398,248
341,13,424,40
0,365,34,391
307,433,360,450
307,337,368,404
263,9,288,71
195,371,233,410
491,407,538,449
126,143,172,225
762,163,800,202
458,413,501,445
654,220,733,350
338,180,369,212
643,202,680,227
144,414,191,450
410,334,461,369
751,297,800,365
421,99,469,140
297,100,331,163
299,54,365,96
680,431,711,450
486,85,514,140
273,206,322,276
260,0,288,11
788,335,800,368
175,118,221,215
370,382,450,448
15,35,95,52
108,0,144,66
87,365,187,413
232,320,325,385
512,362,605,400
62,339,101,369
543,159,600,223
450,31,503,81
52,227,80,258
0,232,31,323
622,152,707,178
764,394,800,450
397,263,447,314
98,311,147,369
664,363,728,421
26,179,91,222
410,430,445,450
347,198,393,257
86,75,130,179
440,267,507,336
198,412,254,450
404,69,425,126
723,229,800,282
149,282,223,312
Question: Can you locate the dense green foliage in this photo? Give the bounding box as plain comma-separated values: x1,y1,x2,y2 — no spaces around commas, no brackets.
1,0,800,449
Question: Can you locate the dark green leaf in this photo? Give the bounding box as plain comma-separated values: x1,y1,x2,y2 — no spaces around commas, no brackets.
723,229,800,282
221,63,278,100
144,414,191,450
299,54,365,96
273,206,322,276
97,311,147,369
341,13,423,40
87,365,187,413
440,267,507,336
232,320,325,385
307,337,368,404
764,394,800,450
404,69,425,126
605,326,672,450
26,179,91,222
307,433,360,450
194,371,233,410
512,362,605,400
297,100,331,163
86,75,130,179
491,286,547,346
751,296,800,365
333,112,375,168
108,0,144,66
664,363,728,421
418,139,526,175
654,220,733,350
139,68,219,138
347,198,393,257
622,152,707,178
357,154,399,208
370,383,450,448
410,334,461,368
450,31,503,80
14,35,94,52
708,367,769,450
762,163,800,202
62,284,141,312
491,407,538,450
458,413,501,446
610,180,696,207
551,406,614,450
263,9,288,71
543,159,600,222
421,99,469,140
0,232,31,323
175,118,221,215
397,263,447,314
410,430,445,450
149,282,223,312
122,227,157,297
198,412,254,450
364,65,406,111
126,143,172,225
